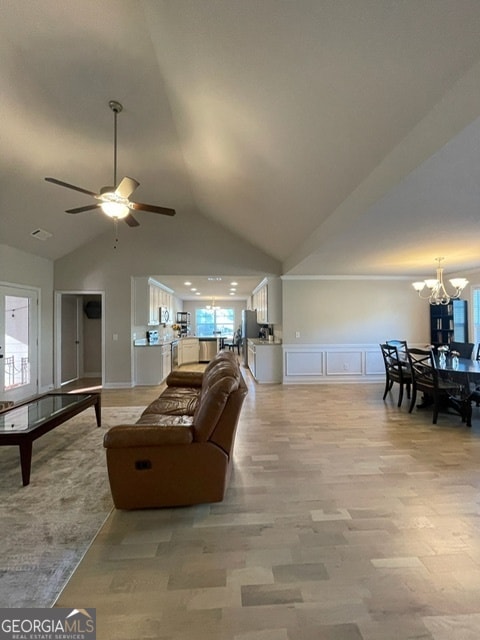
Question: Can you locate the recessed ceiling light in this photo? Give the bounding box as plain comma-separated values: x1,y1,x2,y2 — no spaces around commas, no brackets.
184,281,192,286
195,292,201,295
230,281,238,286
191,288,197,291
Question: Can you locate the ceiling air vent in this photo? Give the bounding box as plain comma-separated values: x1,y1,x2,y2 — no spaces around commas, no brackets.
30,228,53,241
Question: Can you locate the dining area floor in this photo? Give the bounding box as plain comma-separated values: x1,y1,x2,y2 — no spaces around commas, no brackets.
56,373,480,639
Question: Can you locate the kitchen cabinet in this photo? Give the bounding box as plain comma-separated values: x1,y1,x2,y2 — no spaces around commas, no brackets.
178,337,199,365
133,277,172,326
161,343,172,379
252,277,282,324
247,339,282,383
149,282,172,325
134,346,163,385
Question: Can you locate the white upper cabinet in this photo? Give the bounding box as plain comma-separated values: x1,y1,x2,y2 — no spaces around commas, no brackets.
133,277,173,326
252,277,282,324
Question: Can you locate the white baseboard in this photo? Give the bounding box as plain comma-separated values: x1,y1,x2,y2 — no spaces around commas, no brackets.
103,382,135,389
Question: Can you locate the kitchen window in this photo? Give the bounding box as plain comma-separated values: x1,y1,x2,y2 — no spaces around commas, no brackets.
196,308,234,337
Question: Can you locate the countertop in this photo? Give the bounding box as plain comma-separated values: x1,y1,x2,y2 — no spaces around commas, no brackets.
134,340,173,347
249,338,282,346
134,336,217,347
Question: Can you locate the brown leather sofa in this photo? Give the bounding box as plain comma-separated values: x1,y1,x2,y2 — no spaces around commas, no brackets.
103,350,248,509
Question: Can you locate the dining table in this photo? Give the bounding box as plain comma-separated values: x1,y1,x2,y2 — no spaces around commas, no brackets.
434,355,480,426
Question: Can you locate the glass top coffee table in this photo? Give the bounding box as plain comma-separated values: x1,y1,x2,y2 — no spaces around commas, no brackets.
0,392,101,486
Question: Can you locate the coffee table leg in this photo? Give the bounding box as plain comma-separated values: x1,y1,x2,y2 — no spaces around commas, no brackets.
19,441,33,486
94,395,101,427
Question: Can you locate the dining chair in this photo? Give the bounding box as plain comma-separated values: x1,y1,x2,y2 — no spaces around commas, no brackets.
386,339,408,355
467,344,480,407
379,343,412,407
223,329,241,355
448,341,474,359
406,347,460,424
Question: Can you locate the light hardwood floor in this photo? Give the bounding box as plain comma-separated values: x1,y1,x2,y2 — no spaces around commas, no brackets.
56,365,480,639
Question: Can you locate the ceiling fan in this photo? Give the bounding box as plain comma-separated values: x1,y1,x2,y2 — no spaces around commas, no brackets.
45,100,176,227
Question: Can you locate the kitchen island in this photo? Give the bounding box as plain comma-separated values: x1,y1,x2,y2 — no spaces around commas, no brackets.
133,335,225,384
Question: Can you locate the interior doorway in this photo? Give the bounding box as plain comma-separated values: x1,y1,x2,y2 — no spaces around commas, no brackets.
0,284,39,402
54,291,105,389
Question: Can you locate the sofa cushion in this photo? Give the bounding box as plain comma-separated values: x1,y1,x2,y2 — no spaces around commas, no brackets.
142,386,199,417
165,370,203,388
136,414,195,427
193,361,241,442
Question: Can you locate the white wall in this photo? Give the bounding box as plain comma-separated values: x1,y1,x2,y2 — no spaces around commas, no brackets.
282,277,429,344
281,277,430,383
0,244,54,391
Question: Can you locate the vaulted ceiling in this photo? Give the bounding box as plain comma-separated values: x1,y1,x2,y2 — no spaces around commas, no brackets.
2,0,480,288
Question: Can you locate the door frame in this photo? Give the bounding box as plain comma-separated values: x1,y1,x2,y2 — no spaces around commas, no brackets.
54,290,105,389
0,281,40,401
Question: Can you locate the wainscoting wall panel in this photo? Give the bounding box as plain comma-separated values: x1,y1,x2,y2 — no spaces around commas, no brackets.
284,350,323,377
326,351,362,376
283,344,387,384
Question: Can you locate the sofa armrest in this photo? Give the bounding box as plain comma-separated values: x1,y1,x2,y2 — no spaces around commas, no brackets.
104,424,193,449
166,370,204,387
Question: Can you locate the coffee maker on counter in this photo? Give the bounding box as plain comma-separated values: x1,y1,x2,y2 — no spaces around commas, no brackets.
259,325,274,341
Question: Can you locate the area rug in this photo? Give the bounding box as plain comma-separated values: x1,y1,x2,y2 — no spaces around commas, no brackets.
0,405,143,608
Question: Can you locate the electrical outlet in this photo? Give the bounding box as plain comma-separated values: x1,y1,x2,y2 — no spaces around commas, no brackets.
295,331,300,338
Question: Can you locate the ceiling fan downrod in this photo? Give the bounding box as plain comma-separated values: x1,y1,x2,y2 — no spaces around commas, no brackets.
109,100,123,187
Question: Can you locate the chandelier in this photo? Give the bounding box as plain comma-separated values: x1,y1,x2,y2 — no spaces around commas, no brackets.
412,257,468,305
206,298,220,310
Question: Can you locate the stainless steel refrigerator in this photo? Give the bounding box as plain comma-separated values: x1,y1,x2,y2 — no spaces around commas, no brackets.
241,309,261,366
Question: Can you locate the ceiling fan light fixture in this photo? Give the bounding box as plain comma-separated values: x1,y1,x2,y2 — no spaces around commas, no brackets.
99,188,130,219
100,201,130,219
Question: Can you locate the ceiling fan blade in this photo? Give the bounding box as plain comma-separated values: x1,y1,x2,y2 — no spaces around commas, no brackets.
130,201,176,216
124,214,140,227
115,176,139,199
45,177,98,197
65,204,102,214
